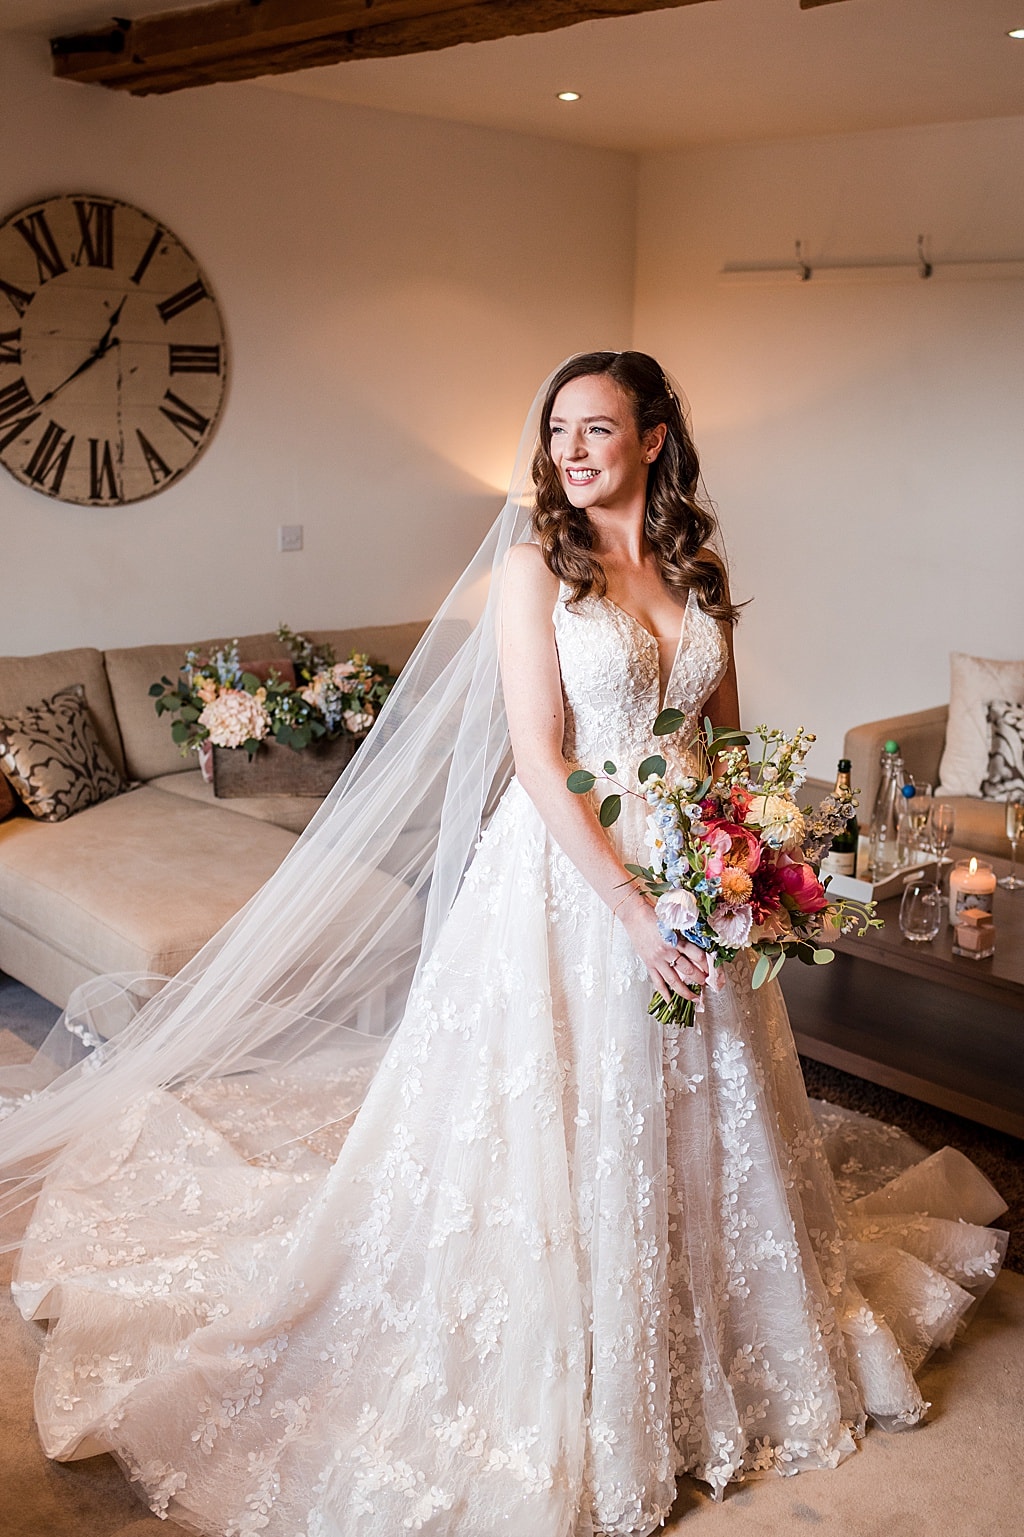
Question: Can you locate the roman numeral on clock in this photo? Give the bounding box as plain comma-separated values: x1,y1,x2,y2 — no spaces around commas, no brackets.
0,330,20,365
130,226,163,287
136,429,172,486
25,420,74,495
14,210,67,284
73,200,115,270
157,279,208,324
89,438,119,501
0,277,33,319
0,376,40,451
160,389,209,447
168,343,221,375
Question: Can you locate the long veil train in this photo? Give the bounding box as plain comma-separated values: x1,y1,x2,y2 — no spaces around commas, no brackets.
0,371,558,1231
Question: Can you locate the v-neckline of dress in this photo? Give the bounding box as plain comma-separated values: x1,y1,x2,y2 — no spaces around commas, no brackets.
598,589,693,711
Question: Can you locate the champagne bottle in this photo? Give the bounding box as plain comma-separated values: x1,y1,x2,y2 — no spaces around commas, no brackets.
820,758,859,879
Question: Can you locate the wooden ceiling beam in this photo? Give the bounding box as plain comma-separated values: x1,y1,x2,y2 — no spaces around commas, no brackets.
50,0,850,96
51,0,713,94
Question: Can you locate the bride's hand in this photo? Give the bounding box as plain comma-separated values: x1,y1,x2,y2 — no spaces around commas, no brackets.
618,893,709,999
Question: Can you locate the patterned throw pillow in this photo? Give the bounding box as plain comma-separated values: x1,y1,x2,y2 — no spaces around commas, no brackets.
0,685,126,822
981,700,1024,800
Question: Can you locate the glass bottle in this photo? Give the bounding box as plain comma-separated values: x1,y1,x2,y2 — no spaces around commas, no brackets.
868,739,903,878
820,758,859,879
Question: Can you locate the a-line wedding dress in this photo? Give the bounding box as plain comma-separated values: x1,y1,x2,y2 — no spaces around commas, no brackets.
5,578,1007,1536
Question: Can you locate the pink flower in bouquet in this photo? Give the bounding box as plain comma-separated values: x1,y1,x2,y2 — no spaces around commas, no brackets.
777,859,829,915
343,708,375,736
709,902,753,947
194,676,219,705
701,818,762,876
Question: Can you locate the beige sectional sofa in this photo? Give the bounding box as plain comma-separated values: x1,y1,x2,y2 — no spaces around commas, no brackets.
0,623,427,1008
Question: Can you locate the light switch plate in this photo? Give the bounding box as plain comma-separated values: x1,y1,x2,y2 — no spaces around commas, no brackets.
278,524,304,552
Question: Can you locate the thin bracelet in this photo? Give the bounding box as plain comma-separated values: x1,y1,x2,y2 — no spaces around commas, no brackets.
612,886,644,918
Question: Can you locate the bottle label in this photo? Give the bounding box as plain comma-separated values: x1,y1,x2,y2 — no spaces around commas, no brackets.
821,849,857,878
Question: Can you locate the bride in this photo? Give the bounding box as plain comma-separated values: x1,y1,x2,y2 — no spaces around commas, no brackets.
0,351,1007,1536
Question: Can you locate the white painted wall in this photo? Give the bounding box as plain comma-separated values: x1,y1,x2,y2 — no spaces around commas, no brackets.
0,35,636,654
635,117,1024,777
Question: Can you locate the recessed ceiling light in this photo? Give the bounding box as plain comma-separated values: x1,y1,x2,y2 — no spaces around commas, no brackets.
557,91,581,102
1008,27,1024,38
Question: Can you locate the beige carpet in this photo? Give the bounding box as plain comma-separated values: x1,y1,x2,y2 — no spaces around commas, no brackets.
2,1026,1022,1537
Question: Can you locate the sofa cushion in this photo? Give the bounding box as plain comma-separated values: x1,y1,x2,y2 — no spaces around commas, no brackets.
0,685,127,823
981,700,1024,800
937,652,1024,797
150,769,322,835
0,647,125,779
0,771,15,823
0,784,295,981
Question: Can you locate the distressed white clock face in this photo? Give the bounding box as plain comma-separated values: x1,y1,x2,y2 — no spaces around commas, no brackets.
0,195,227,505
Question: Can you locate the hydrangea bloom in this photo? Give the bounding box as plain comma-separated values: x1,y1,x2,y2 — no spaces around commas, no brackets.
199,690,271,748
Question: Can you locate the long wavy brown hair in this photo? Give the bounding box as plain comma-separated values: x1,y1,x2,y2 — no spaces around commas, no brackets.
531,350,740,624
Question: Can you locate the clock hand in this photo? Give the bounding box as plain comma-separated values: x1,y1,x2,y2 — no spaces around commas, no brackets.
33,294,128,409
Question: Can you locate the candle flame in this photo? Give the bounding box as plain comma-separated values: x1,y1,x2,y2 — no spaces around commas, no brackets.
969,857,978,874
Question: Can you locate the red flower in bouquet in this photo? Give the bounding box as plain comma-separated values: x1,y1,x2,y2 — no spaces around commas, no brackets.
776,857,829,915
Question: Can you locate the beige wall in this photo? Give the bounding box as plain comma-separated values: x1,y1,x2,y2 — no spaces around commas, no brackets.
0,36,636,654
635,116,1024,776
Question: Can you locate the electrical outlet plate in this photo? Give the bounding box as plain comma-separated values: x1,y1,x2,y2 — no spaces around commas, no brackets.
278,524,303,552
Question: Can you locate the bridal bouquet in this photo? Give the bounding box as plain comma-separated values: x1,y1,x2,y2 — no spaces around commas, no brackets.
568,713,878,1027
151,626,396,757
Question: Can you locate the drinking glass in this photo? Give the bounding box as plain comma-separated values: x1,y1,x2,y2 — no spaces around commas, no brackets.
899,880,943,942
897,780,933,863
999,797,1024,890
930,802,956,883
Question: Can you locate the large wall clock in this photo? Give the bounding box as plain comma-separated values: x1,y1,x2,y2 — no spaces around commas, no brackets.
0,194,227,505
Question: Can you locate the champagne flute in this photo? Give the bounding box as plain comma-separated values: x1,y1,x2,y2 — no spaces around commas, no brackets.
930,802,956,886
999,797,1024,890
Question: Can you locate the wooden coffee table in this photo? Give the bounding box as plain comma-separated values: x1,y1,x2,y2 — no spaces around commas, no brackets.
781,846,1024,1138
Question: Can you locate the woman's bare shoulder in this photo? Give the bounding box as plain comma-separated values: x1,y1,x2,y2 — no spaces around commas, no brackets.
504,542,559,599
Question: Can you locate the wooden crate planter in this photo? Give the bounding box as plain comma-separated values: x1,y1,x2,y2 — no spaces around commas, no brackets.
212,734,358,798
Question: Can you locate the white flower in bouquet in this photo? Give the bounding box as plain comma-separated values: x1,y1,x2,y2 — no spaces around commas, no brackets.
343,708,375,736
746,792,806,852
654,888,699,932
199,689,271,748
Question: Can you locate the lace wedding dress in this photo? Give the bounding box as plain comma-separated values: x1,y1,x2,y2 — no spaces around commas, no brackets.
12,587,1007,1537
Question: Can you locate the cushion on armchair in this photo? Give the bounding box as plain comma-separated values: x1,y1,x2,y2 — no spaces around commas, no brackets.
981,700,1024,800
936,652,1024,798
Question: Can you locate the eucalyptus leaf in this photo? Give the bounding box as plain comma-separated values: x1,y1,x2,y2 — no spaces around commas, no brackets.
567,770,597,794
148,682,165,697
599,794,622,828
768,952,787,982
812,947,836,965
624,863,649,878
604,760,617,776
240,672,262,692
752,953,772,990
653,707,686,737
170,721,188,743
638,754,667,783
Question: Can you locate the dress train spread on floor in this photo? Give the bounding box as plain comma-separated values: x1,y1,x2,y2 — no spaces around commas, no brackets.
12,588,1006,1537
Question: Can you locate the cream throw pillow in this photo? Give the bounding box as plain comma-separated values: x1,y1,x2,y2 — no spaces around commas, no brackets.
936,653,1024,798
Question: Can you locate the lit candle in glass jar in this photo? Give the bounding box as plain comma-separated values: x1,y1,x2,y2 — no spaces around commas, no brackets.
947,857,996,926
